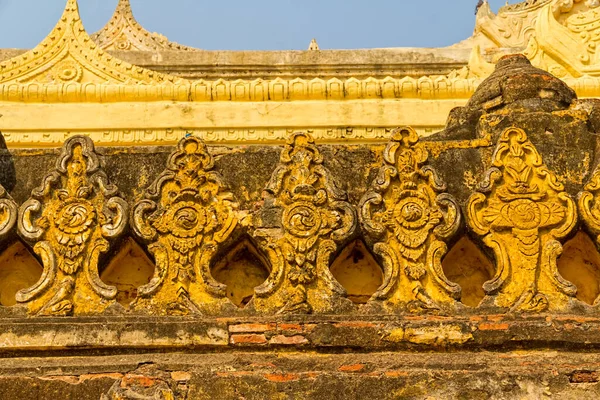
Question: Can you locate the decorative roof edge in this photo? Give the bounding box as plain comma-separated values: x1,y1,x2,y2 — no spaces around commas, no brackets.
91,0,199,52
0,0,187,102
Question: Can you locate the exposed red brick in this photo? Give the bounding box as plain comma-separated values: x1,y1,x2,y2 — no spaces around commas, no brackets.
264,373,300,382
278,323,304,332
79,373,123,382
230,334,268,345
229,323,275,333
478,322,510,331
338,364,365,372
385,371,409,377
570,371,600,383
269,335,308,345
122,374,156,387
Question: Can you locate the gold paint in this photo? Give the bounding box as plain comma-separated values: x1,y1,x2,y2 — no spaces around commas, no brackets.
0,0,600,149
253,132,357,314
381,328,406,343
100,238,155,307
442,237,495,308
330,240,383,304
423,134,493,159
131,136,239,315
0,185,17,243
468,0,600,81
92,0,197,52
16,135,128,316
211,241,271,308
576,164,600,305
557,231,600,305
0,0,186,103
404,325,473,345
467,127,578,312
0,242,43,307
360,127,462,312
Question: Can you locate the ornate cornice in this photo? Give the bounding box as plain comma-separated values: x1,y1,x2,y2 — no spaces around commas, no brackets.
91,0,198,52
0,0,187,102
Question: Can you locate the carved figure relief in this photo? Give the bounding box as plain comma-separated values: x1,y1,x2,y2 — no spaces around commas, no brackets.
467,127,578,312
17,136,128,316
360,127,462,312
253,132,356,314
132,136,238,315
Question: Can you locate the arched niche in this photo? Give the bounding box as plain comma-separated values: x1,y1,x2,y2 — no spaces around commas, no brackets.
211,240,271,308
442,236,495,308
330,240,383,304
0,241,43,307
557,231,600,305
100,238,155,306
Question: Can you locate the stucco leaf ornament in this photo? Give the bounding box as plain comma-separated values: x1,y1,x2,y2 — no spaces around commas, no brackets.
254,132,356,314
577,162,600,305
467,127,577,312
132,136,238,315
17,136,128,316
0,184,17,243
360,127,461,312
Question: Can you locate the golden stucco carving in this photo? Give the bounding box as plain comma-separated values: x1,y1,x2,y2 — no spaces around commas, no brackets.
253,132,357,314
360,128,462,312
578,166,600,305
467,127,578,312
16,136,128,316
468,0,600,79
0,185,17,242
91,0,197,52
1,127,409,148
0,0,187,103
132,136,239,315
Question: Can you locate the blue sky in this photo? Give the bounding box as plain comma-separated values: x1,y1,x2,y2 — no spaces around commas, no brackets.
0,0,508,50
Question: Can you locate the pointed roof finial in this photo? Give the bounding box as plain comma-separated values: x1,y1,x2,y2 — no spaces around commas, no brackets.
308,38,320,51
91,0,198,51
0,0,186,102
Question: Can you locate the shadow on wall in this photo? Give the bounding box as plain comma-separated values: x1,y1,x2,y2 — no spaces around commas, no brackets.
0,133,16,192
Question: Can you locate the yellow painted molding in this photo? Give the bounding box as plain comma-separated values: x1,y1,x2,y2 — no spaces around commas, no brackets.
0,99,462,147
91,0,198,52
0,0,187,102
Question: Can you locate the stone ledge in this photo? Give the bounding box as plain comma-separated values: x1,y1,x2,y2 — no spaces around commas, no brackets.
1,315,599,352
0,350,598,399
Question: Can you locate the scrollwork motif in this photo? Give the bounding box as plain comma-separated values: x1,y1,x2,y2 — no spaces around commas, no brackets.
253,132,356,314
360,127,461,312
466,127,577,312
578,163,600,305
16,135,128,316
0,185,17,242
132,135,238,315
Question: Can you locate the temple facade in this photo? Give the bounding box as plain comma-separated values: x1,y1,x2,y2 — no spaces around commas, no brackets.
2,0,600,398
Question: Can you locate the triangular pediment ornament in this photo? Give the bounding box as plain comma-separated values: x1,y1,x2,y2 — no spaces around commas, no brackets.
91,0,198,52
0,0,188,102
